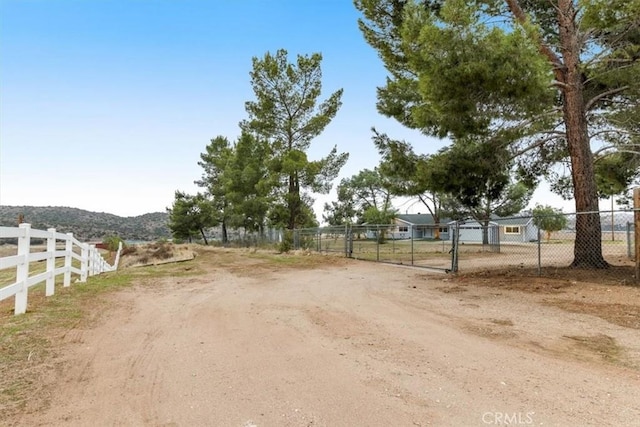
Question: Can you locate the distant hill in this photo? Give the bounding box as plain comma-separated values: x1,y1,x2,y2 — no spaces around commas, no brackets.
0,206,170,241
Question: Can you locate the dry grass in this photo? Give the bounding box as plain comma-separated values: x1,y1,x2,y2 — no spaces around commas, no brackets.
118,242,196,268
561,334,625,364
545,300,640,330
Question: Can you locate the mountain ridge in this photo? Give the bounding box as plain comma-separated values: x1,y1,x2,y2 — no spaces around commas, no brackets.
0,205,170,241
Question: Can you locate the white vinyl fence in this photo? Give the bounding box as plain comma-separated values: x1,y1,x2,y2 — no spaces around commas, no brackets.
0,223,121,315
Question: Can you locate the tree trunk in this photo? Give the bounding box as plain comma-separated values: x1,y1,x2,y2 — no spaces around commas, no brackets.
199,229,209,245
287,173,300,230
557,0,608,268
221,220,228,244
481,220,490,246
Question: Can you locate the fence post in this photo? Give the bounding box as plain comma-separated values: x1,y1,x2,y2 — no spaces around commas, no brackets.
537,226,542,276
90,245,98,276
627,222,633,260
391,231,395,256
376,225,380,262
88,245,94,276
450,222,459,273
46,228,56,296
344,224,348,258
80,244,89,282
113,241,123,270
64,233,73,286
15,223,31,315
411,225,414,266
634,187,639,283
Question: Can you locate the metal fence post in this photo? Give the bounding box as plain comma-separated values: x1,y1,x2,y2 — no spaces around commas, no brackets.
392,231,395,256
537,226,542,276
450,222,459,273
348,225,354,258
627,222,632,259
344,224,348,258
411,225,414,266
376,225,380,262
634,187,640,282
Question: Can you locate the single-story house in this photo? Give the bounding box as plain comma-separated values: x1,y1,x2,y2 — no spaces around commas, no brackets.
395,214,451,240
361,213,538,243
363,214,451,240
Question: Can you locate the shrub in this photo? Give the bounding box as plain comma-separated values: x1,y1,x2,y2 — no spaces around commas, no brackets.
279,230,294,253
153,243,173,260
103,235,125,252
121,246,137,256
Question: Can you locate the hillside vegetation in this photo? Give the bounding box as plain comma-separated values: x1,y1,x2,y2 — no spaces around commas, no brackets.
0,206,170,241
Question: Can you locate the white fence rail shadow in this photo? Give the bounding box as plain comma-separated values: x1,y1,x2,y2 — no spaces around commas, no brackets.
0,223,122,315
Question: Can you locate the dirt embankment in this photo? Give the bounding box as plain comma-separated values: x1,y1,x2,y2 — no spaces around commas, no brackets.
5,248,640,426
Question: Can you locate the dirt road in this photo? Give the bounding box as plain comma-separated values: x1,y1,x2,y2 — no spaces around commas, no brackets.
12,249,640,426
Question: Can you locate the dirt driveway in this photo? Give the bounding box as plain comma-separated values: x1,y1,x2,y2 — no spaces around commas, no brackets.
9,248,640,426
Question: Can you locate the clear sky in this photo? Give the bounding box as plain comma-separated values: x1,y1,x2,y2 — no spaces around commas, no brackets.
0,0,579,220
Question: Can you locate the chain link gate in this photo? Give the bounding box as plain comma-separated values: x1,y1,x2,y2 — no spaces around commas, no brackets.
294,209,637,281
295,224,458,272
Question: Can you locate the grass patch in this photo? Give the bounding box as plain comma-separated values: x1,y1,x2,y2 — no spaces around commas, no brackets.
562,334,625,365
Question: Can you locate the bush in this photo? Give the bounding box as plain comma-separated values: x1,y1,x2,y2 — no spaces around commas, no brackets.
279,230,294,253
153,243,173,260
120,246,137,256
103,235,125,252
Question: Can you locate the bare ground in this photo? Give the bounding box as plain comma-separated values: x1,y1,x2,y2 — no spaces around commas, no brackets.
3,247,640,426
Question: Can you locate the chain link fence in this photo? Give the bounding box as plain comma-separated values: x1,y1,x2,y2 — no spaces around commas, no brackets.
294,210,638,279
201,226,284,247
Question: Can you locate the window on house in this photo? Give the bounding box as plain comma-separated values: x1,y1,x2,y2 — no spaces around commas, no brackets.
505,226,520,234
398,226,408,232
439,227,448,233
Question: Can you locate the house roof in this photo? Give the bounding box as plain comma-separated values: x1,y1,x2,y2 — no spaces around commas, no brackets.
448,215,534,226
397,213,535,227
491,216,534,226
396,214,451,226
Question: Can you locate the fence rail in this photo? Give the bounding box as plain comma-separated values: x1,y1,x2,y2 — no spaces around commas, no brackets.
294,209,639,281
0,223,121,315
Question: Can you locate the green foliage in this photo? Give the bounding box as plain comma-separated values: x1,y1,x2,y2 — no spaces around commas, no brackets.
356,0,640,267
356,0,554,138
242,49,348,229
323,168,396,225
422,139,534,243
372,128,447,231
102,235,124,252
595,152,640,199
200,132,274,239
166,192,216,244
195,135,234,243
532,205,568,241
278,230,294,253
362,205,397,224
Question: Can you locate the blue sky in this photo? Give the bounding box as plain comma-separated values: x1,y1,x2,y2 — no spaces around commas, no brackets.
1,0,576,219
